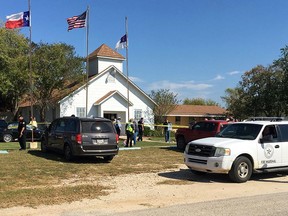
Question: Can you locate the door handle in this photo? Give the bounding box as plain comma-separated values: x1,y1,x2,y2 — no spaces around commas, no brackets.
275,145,280,148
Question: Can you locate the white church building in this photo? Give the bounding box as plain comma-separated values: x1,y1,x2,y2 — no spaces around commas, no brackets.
20,44,156,127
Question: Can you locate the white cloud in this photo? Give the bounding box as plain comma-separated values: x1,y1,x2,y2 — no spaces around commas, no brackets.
128,76,144,82
213,75,225,80
140,80,227,105
228,70,241,75
147,80,213,91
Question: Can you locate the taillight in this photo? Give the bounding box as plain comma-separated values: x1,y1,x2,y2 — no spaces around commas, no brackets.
76,134,82,144
116,134,119,144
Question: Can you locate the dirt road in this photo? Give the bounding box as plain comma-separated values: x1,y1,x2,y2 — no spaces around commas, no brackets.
2,165,288,216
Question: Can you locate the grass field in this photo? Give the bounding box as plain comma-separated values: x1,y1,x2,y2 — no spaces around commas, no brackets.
0,139,183,208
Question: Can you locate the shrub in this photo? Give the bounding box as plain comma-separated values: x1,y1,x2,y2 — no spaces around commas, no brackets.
144,126,152,136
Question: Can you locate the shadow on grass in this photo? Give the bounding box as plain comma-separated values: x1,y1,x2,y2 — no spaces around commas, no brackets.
27,149,112,164
158,167,288,184
160,145,184,153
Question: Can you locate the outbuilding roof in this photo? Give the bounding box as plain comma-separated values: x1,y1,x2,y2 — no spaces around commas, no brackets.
167,105,226,117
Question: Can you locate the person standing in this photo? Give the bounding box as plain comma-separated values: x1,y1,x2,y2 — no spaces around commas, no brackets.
133,120,138,145
29,116,37,128
137,117,144,141
125,119,134,147
18,115,27,150
163,119,172,143
115,117,122,137
167,121,172,143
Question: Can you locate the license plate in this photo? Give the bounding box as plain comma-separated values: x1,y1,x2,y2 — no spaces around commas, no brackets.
93,139,108,144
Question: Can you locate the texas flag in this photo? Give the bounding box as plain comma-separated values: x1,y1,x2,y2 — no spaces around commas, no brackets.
5,11,30,29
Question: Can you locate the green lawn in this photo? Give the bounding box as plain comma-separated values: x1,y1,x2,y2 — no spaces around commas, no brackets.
0,138,183,208
0,142,23,150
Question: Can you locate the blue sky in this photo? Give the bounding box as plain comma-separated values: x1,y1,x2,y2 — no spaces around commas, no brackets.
2,0,288,107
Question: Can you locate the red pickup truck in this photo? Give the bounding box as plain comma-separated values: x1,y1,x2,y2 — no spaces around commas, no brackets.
175,120,229,150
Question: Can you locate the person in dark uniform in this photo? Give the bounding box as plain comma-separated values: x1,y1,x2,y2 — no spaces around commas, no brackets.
18,115,27,150
137,117,144,141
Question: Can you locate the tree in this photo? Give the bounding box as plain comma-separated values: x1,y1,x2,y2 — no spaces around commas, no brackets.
240,65,283,117
32,42,84,121
0,28,30,118
221,87,246,120
222,65,284,119
149,89,180,124
273,45,288,114
183,98,220,106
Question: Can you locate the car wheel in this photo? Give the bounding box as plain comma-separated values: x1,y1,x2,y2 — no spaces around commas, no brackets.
103,155,114,163
228,156,252,183
64,144,74,161
3,134,12,142
40,139,48,152
176,136,186,150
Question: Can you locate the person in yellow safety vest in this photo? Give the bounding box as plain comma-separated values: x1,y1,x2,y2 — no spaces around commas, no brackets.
125,118,135,147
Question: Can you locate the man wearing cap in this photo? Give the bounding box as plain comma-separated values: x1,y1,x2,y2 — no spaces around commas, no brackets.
18,115,27,150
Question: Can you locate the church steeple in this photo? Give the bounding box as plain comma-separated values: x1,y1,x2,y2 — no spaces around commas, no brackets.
87,44,125,76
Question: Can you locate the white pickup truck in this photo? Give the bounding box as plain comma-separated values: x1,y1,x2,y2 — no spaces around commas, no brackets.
184,118,288,183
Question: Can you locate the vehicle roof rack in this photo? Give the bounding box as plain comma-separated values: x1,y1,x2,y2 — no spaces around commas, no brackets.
247,117,285,122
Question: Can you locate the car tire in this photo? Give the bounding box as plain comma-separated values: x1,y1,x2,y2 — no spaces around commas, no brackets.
3,134,12,142
64,144,74,161
40,139,48,152
228,156,252,183
103,155,114,163
176,136,186,150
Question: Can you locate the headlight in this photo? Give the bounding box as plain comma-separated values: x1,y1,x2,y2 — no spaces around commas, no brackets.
214,147,231,157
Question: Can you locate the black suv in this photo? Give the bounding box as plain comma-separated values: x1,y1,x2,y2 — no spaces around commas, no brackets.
41,117,119,162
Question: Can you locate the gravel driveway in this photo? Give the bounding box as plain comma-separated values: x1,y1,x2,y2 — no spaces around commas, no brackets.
2,165,288,216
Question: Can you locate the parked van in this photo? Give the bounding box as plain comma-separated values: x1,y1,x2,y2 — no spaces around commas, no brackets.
41,117,119,162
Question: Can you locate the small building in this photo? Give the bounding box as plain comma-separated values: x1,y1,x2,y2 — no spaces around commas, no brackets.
166,105,226,127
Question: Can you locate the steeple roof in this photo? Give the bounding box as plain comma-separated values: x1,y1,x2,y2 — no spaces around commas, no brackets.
88,44,125,60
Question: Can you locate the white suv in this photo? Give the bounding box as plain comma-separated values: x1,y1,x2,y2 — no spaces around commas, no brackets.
184,118,288,183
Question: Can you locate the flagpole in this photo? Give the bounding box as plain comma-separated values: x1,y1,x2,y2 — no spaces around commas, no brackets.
28,0,34,142
125,17,130,120
85,6,90,117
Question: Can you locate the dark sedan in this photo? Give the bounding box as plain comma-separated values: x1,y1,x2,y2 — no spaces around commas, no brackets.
0,122,44,142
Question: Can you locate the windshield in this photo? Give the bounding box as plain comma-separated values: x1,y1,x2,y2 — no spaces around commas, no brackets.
216,123,262,140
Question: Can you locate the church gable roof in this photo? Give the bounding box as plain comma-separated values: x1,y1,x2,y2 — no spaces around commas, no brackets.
88,44,125,60
94,90,133,106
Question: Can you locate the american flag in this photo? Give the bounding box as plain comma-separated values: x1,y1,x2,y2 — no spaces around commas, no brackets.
67,11,86,31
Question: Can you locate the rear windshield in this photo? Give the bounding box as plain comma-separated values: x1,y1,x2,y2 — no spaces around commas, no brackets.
193,122,217,132
81,121,113,133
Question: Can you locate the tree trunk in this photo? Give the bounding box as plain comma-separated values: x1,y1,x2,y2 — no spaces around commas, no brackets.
39,105,46,122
